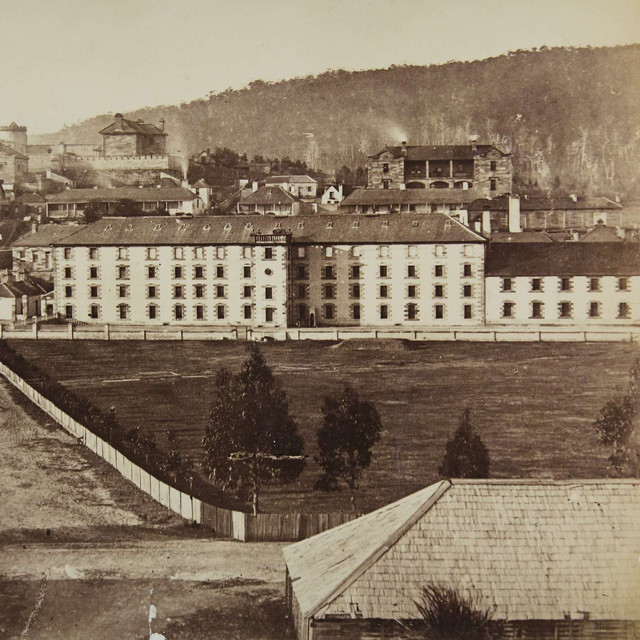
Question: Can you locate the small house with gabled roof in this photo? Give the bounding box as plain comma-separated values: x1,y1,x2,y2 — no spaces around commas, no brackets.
283,479,640,640
237,185,304,216
98,113,167,157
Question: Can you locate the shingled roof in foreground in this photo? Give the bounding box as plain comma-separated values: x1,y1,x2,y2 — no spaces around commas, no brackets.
284,479,640,624
17,214,484,246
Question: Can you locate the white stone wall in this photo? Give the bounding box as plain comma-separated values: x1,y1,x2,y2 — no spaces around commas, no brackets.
54,242,290,327
485,275,639,324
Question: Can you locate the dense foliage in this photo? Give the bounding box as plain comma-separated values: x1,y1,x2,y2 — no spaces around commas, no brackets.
593,357,640,476
315,386,382,511
202,344,305,514
35,45,640,196
438,409,490,479
415,585,503,640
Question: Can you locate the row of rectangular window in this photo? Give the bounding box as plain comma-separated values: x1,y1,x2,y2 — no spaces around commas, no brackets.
77,285,271,300
297,283,475,300
502,277,630,292
502,301,631,319
297,263,474,280
319,303,473,321
68,304,276,322
67,265,253,280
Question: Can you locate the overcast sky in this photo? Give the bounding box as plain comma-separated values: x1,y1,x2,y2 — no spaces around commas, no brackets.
2,0,639,133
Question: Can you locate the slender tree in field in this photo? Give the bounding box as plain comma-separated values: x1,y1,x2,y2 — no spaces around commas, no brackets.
438,408,490,479
202,344,305,515
315,386,382,511
593,357,640,477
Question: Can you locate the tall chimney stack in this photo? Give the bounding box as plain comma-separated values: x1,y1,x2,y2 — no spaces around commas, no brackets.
508,196,522,233
159,118,165,132
401,140,408,157
115,113,124,130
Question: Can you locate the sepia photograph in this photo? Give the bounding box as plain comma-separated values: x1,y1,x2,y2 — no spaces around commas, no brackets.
0,0,639,638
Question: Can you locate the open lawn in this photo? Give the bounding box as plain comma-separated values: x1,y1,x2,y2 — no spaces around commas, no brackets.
9,340,638,513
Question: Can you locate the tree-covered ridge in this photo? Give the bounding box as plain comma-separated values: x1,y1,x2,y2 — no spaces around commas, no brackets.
36,45,640,196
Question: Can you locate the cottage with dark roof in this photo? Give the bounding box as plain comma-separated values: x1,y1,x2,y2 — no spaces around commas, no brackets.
237,185,306,216
0,277,53,322
284,479,640,640
45,186,204,220
340,187,481,215
367,142,512,197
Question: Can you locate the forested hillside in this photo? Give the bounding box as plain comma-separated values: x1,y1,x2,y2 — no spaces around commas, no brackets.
35,45,640,196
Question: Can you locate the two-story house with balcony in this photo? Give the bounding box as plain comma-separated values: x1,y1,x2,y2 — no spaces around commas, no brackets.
367,142,512,197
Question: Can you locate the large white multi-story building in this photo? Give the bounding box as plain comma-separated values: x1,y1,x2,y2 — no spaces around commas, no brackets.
37,214,485,328
14,215,640,329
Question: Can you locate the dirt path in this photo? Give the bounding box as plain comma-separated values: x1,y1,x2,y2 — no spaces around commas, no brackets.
1,540,285,582
0,377,291,638
0,378,193,542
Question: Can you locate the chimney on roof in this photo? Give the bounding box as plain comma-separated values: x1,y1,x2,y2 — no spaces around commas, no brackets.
115,113,124,130
469,134,479,152
569,193,578,202
508,196,522,233
31,220,38,234
400,141,407,157
252,181,259,192
481,209,491,236
159,118,165,132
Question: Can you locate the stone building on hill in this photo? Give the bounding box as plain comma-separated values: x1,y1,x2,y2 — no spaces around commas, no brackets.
98,113,167,157
367,142,512,197
284,479,640,640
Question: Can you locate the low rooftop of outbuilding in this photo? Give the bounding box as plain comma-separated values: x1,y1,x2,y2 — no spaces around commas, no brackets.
284,479,640,623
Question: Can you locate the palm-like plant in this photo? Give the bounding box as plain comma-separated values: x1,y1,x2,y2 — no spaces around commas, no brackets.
415,585,503,640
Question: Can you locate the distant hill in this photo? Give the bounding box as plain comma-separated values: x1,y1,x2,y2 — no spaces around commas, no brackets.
33,44,640,196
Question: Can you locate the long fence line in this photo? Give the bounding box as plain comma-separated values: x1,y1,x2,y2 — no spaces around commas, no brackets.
2,323,640,342
0,361,356,542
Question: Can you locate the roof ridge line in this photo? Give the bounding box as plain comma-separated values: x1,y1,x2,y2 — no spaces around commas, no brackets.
306,479,452,620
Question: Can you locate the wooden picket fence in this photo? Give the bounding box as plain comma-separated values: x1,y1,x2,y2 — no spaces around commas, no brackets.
0,362,358,542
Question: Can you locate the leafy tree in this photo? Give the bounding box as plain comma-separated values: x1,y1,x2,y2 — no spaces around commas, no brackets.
415,585,503,640
202,345,305,514
315,386,382,511
112,198,143,217
438,409,490,479
593,357,640,476
82,201,105,223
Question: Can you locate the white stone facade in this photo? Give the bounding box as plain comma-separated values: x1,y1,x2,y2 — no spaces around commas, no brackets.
485,275,638,325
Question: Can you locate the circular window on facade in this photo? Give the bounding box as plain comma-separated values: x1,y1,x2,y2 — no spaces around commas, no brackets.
265,268,273,276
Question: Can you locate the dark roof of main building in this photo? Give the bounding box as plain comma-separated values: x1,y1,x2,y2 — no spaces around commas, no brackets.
370,144,507,161
17,214,485,247
485,242,640,276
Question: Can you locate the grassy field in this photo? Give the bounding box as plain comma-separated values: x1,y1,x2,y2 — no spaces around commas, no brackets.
9,339,638,513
